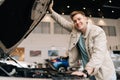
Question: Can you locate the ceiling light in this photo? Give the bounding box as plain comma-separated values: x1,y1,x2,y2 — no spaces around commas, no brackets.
112,10,114,13
67,5,70,8
109,0,112,3
98,9,101,11
83,7,86,10
46,11,49,14
102,16,104,18
62,13,64,15
89,15,92,17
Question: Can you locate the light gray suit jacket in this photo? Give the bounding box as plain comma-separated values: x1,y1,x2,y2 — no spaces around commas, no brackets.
51,11,116,80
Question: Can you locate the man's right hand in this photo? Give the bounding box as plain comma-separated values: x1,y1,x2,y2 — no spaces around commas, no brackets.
71,71,87,78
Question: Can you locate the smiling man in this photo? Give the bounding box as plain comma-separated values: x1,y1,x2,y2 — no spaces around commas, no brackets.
48,0,116,80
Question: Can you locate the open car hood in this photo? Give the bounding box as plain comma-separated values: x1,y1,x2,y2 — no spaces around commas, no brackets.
0,0,51,57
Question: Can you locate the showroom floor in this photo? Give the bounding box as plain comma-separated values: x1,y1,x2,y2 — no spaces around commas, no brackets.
0,77,51,80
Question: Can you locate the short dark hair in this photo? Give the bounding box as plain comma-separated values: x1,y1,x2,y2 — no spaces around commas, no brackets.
70,11,86,20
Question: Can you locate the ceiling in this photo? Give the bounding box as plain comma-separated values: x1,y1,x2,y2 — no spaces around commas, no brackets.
52,0,120,19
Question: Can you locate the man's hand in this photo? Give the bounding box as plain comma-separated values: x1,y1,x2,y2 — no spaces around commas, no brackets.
71,71,87,78
71,67,94,78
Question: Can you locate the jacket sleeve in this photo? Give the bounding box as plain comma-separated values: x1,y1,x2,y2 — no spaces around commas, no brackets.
51,11,73,32
86,26,108,75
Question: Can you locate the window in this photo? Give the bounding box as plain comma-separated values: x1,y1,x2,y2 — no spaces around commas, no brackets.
100,26,109,36
108,26,116,36
54,22,70,34
32,22,50,34
99,26,116,36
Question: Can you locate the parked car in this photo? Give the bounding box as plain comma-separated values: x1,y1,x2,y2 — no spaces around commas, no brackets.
45,56,69,72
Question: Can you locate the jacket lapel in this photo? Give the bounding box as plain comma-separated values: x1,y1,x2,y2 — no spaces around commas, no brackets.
84,22,92,58
68,28,81,50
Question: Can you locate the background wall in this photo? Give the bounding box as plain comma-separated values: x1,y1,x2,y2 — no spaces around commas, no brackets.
17,14,120,65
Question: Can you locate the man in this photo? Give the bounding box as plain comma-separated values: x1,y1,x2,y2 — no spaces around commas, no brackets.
49,0,116,80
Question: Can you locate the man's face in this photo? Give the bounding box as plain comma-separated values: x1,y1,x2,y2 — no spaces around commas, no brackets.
72,14,87,31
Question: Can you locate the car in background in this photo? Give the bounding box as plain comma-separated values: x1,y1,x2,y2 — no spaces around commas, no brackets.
45,56,69,72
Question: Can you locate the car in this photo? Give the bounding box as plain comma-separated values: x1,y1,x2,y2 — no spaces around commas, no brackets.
45,56,69,72
0,0,51,77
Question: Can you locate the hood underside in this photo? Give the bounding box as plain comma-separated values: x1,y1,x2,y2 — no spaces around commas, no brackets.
0,0,51,57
